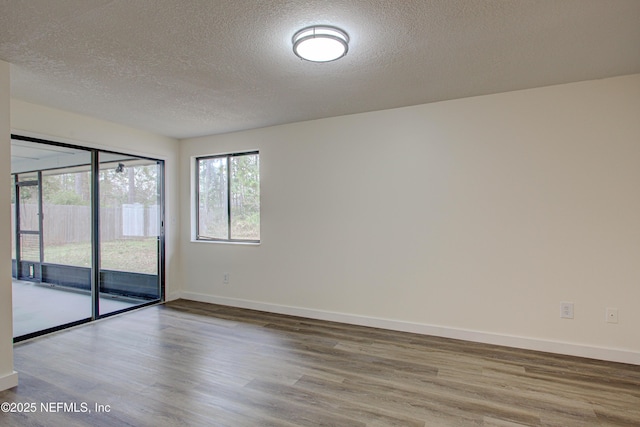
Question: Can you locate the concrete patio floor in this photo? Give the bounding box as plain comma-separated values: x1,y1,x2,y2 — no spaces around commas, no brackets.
12,279,145,337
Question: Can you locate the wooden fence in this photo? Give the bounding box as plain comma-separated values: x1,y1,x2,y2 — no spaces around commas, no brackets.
11,204,159,246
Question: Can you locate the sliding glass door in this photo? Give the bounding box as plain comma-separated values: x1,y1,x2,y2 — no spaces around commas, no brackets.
11,136,164,340
99,155,163,315
12,144,93,337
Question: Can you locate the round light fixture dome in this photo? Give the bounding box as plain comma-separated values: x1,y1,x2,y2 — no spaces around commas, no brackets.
292,25,349,62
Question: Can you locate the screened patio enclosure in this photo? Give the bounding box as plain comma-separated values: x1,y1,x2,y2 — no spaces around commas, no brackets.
10,135,165,340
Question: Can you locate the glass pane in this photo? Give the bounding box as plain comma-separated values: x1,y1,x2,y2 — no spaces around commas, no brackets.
18,182,39,232
11,140,92,338
230,154,260,240
42,170,91,268
99,157,161,315
198,157,228,239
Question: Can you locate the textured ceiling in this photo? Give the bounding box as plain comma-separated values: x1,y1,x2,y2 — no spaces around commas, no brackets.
1,0,639,139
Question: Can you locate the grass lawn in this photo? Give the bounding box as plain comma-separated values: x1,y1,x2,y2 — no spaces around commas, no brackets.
44,238,158,274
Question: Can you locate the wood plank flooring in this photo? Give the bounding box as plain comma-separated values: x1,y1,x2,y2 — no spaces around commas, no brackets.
1,299,639,426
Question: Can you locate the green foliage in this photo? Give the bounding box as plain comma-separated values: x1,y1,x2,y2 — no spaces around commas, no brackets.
100,163,159,207
47,190,86,206
42,172,90,205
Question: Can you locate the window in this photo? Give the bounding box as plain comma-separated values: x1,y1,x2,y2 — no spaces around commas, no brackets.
196,151,260,242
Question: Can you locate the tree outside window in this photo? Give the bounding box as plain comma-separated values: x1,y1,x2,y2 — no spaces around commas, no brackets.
197,152,260,242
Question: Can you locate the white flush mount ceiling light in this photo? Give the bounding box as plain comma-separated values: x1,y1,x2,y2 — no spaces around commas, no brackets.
292,25,349,62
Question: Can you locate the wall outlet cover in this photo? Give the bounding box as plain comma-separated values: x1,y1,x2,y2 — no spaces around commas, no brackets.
560,302,574,319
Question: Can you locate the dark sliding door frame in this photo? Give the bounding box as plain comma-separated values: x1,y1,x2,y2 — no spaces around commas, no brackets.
11,134,166,342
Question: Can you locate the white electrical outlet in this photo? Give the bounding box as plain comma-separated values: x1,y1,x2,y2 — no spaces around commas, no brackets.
560,302,574,319
223,272,230,284
606,308,618,324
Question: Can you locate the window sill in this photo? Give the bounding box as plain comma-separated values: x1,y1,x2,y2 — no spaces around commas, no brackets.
190,239,260,246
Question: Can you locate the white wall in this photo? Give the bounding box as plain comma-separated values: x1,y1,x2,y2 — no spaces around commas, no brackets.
180,74,640,364
11,100,181,300
0,61,18,391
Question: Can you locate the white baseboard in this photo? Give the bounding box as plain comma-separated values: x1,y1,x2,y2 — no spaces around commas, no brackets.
180,291,640,366
0,371,18,391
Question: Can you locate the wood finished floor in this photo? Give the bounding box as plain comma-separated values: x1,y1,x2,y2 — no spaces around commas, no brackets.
1,299,639,426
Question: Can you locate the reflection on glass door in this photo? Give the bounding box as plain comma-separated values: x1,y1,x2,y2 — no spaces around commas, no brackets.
99,155,162,315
